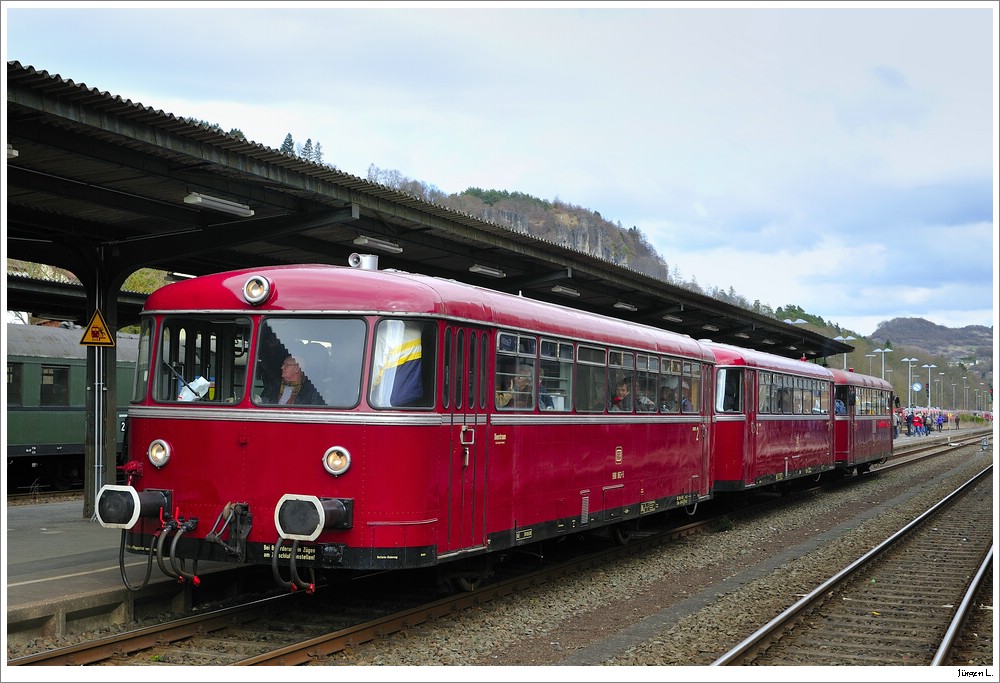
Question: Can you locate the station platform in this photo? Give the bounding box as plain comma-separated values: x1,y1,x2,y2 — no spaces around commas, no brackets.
4,501,245,647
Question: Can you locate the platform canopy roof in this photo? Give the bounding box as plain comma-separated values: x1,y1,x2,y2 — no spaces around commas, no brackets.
6,61,851,361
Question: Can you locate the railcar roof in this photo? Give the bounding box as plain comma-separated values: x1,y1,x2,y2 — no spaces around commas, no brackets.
829,367,893,390
700,340,835,379
143,265,714,361
6,323,140,361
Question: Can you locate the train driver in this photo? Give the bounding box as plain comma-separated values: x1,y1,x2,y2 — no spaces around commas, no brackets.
262,354,324,406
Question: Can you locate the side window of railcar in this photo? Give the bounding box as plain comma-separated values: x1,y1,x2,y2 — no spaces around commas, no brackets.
7,363,24,406
7,363,24,407
793,377,805,414
131,320,153,403
809,380,828,414
39,365,70,407
495,332,537,410
773,375,793,414
715,368,742,413
370,319,436,409
635,355,659,412
757,372,773,414
681,361,701,413
659,358,683,413
834,385,850,415
539,339,572,411
157,317,253,404
608,350,635,413
574,345,607,412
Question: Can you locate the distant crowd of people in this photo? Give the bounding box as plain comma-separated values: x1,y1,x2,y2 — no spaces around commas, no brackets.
896,409,960,437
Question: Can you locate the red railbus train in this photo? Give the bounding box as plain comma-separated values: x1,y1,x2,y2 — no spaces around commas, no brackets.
96,261,893,591
829,368,895,473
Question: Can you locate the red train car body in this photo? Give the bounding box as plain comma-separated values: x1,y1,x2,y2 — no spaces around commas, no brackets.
829,368,894,473
96,263,893,591
702,341,837,492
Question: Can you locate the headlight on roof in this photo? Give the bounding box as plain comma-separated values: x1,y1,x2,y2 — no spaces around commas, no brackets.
242,274,271,305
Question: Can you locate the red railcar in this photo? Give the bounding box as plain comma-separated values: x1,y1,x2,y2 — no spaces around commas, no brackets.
96,261,892,592
97,262,717,589
702,341,836,492
829,368,894,473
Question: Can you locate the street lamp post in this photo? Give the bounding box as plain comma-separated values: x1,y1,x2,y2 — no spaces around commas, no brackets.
963,377,968,410
901,358,918,407
939,372,945,407
952,383,956,409
921,364,936,409
865,354,876,375
834,335,856,370
872,348,892,380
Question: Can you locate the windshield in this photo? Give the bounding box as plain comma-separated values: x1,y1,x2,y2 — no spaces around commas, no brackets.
152,316,252,403
252,317,367,408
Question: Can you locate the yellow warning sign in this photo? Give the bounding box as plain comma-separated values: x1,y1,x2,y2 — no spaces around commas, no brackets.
80,309,116,347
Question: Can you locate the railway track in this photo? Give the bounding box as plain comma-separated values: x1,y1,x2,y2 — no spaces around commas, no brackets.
5,508,737,666
712,464,993,666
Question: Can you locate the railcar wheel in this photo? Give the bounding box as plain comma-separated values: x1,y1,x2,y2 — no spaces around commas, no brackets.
448,558,494,593
455,575,484,592
610,524,631,546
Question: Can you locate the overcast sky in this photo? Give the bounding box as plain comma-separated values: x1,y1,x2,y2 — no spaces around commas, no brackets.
3,2,997,337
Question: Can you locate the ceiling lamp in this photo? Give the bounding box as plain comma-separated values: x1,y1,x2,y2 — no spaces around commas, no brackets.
702,324,720,332
551,285,580,297
662,314,683,323
614,301,637,311
469,264,506,278
353,235,403,254
183,191,254,217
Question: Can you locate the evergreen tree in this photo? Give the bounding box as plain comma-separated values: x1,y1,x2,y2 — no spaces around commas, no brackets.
301,138,313,161
313,142,323,165
280,133,295,156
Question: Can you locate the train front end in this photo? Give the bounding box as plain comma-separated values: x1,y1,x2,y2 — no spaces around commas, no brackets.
96,265,442,592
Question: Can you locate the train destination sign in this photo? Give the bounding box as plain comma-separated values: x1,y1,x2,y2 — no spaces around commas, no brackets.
80,309,116,347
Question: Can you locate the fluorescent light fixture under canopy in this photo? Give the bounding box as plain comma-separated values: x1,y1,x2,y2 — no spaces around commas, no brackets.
469,264,506,278
551,285,580,297
183,192,254,217
353,235,403,254
614,302,637,311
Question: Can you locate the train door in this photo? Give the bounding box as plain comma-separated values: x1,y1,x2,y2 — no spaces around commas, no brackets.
742,368,770,484
833,384,853,465
443,325,489,552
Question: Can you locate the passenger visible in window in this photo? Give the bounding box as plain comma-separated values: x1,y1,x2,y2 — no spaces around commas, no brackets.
537,367,554,409
834,398,847,415
681,385,695,413
496,367,534,409
610,379,633,412
262,355,323,405
658,385,678,413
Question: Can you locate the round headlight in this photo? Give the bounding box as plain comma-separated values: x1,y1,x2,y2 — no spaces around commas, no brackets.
322,446,351,476
148,439,171,468
242,275,271,305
